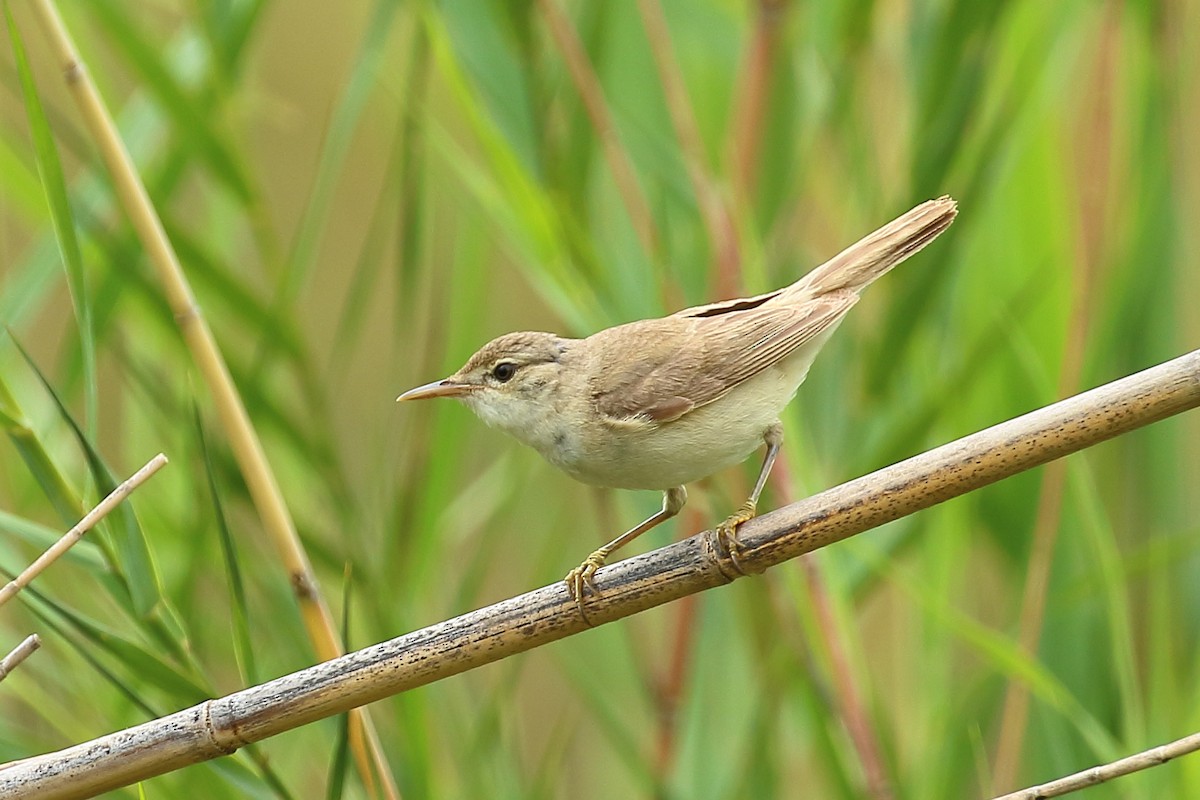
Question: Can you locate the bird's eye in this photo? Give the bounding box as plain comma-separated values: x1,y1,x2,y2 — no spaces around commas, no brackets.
492,362,517,382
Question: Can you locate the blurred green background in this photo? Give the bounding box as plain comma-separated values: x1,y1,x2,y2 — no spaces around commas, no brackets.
1,0,1198,798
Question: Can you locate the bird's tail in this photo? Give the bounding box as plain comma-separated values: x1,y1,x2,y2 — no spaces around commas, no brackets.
791,196,958,297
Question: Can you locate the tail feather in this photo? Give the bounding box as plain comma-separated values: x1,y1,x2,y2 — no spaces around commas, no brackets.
792,196,958,297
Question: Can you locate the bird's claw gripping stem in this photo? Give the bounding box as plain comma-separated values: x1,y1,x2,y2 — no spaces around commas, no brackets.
565,550,608,614
715,499,757,563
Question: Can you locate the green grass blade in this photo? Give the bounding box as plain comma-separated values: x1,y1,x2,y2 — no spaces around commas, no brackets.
10,580,162,718
84,2,254,203
196,404,259,687
0,366,86,528
6,3,98,436
13,574,209,704
12,338,165,625
0,130,45,217
0,508,105,570
263,0,401,360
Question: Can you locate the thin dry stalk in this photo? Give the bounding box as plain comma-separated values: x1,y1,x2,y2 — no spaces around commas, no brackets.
23,2,395,796
651,507,703,787
770,458,893,800
538,0,661,262
992,8,1119,786
635,0,740,286
728,0,787,210
992,730,1200,800
800,560,892,798
0,635,41,683
0,455,167,609
4,348,1198,800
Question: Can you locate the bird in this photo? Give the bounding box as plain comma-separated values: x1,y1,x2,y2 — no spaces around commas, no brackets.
398,196,957,611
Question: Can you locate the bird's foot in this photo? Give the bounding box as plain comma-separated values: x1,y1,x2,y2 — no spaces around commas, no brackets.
715,499,757,569
564,550,608,615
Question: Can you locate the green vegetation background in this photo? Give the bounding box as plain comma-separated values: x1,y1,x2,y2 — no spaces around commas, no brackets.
1,1,1198,798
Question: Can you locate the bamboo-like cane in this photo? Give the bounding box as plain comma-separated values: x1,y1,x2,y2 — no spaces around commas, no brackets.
3,349,1197,800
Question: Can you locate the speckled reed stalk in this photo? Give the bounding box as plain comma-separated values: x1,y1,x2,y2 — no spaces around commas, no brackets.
3,349,1197,800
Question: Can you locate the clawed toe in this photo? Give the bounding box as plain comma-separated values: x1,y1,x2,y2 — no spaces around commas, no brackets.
715,500,757,561
564,552,607,614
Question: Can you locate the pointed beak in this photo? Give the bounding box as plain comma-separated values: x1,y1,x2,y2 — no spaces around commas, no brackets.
396,378,477,402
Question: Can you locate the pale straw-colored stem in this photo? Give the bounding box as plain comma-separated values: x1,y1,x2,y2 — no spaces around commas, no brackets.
23,2,395,796
0,635,41,683
0,454,166,609
3,348,1197,800
992,730,1200,800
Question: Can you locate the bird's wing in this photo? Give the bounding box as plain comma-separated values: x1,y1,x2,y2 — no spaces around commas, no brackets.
592,290,858,423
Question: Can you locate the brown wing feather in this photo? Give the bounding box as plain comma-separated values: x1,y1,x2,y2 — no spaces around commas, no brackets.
671,287,783,319
590,291,857,423
697,291,858,394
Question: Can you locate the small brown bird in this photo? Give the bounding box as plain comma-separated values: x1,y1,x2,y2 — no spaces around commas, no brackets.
399,197,957,609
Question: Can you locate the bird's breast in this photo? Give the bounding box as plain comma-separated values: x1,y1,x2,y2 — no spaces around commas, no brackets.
561,361,808,491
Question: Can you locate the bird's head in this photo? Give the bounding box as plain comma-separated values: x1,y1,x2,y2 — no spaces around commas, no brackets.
397,331,572,436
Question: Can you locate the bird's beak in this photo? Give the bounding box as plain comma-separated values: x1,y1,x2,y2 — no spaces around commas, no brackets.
396,378,477,402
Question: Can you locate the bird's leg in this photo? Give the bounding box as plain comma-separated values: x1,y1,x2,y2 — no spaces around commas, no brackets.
566,485,687,611
716,422,783,562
